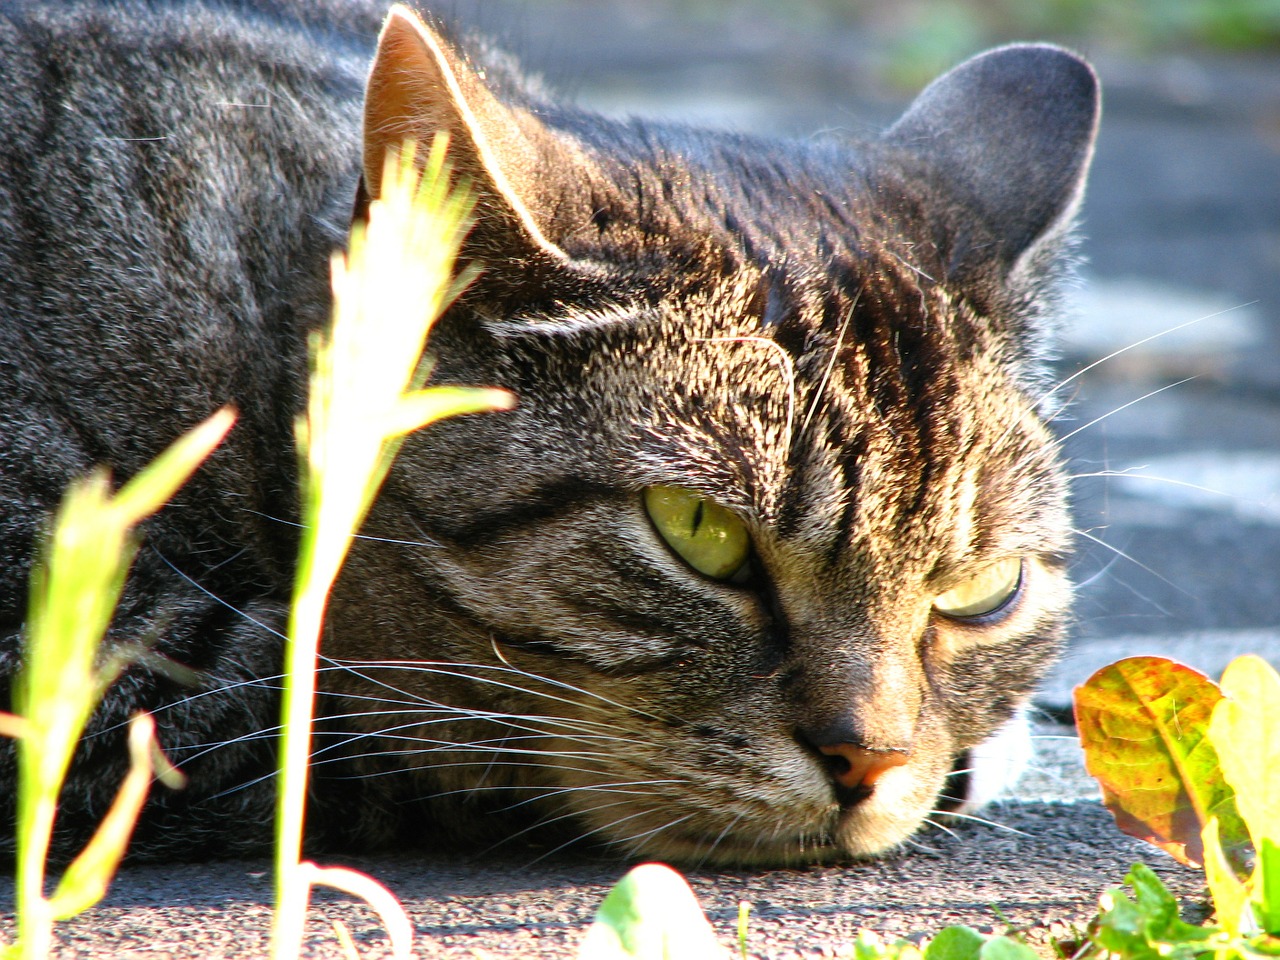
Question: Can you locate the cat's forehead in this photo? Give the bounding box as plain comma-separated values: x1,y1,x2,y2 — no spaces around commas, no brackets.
569,119,907,271
612,248,1052,549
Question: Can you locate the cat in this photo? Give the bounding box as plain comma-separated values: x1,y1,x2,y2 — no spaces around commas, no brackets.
0,0,1099,866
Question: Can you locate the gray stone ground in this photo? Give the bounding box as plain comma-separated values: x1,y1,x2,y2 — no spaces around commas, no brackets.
3,1,1278,956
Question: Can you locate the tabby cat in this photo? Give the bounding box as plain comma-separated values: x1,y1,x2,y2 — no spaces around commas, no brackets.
0,0,1099,865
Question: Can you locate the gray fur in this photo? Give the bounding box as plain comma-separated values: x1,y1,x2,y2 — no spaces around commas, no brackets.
0,1,1098,864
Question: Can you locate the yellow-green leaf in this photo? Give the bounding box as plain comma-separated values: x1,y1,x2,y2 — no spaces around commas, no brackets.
112,407,236,524
1074,656,1249,868
0,712,26,740
1210,655,1280,935
384,386,514,438
1203,815,1251,936
579,863,726,959
1211,656,1280,854
48,714,183,921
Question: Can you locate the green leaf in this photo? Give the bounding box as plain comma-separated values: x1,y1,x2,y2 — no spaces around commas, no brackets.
1090,865,1219,960
977,937,1038,960
1256,838,1280,937
47,715,180,921
1074,656,1248,867
925,926,986,960
578,863,725,959
111,407,236,525
850,931,924,960
384,385,514,438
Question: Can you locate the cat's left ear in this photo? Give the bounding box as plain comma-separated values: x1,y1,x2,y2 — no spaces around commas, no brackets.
883,44,1100,274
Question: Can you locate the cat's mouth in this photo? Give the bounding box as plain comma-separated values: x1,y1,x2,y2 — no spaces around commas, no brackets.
561,751,950,867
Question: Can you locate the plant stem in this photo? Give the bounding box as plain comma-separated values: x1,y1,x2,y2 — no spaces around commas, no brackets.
270,545,327,957
14,781,55,960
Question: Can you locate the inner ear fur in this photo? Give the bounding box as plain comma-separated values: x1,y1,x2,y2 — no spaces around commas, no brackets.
361,4,569,264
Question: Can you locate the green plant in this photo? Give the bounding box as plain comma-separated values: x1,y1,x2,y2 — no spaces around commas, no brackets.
272,133,512,959
1076,654,1280,958
1,408,234,960
3,132,510,959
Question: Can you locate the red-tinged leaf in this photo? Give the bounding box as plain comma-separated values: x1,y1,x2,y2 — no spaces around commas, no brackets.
1074,656,1248,868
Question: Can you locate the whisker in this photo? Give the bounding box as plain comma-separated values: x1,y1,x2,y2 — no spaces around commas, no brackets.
476,794,647,859
1036,301,1256,414
918,817,960,841
1055,377,1196,446
939,809,1032,838
1073,528,1190,597
153,550,286,641
241,508,446,549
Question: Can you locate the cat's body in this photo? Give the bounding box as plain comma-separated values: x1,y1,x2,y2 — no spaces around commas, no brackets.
0,1,1098,864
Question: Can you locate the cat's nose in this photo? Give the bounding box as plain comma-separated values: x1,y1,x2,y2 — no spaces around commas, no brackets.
817,742,911,791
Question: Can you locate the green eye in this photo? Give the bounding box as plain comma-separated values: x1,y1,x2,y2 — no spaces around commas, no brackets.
644,486,750,581
932,558,1023,619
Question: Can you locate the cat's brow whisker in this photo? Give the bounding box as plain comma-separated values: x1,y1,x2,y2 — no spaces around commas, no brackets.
889,248,938,285
798,293,858,444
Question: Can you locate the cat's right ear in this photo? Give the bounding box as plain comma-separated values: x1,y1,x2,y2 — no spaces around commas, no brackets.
359,4,570,267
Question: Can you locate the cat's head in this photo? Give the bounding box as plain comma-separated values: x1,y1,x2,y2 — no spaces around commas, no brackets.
325,5,1099,864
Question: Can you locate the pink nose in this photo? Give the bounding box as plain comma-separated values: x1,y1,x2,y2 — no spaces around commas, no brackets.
818,743,911,790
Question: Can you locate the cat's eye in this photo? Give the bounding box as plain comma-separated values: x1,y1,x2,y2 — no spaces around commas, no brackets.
644,486,750,582
932,558,1023,620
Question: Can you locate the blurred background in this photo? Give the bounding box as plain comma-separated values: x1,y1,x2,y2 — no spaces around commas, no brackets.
461,0,1280,712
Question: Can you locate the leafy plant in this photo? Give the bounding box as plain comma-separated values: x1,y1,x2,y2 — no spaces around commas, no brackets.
3,133,510,959
1076,654,1280,957
0,408,234,960
272,133,512,959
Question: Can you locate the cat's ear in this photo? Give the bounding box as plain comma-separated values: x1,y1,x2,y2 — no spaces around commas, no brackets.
360,4,569,265
883,44,1100,272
